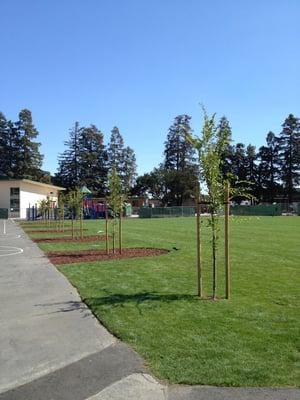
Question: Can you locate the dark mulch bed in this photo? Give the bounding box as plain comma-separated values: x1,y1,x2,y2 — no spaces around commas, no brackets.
47,247,169,265
25,228,88,233
33,235,110,243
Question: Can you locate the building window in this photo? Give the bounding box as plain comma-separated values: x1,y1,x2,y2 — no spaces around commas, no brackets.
10,187,20,197
10,187,20,212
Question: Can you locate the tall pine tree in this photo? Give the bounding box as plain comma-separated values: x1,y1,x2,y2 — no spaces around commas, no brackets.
257,132,281,202
56,122,109,194
277,114,300,203
56,122,81,188
107,126,137,193
14,109,43,180
0,109,45,180
218,116,235,181
0,112,9,176
163,115,198,205
78,125,107,195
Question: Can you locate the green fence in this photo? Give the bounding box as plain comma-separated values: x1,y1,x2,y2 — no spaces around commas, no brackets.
139,206,195,218
230,204,281,216
0,208,8,219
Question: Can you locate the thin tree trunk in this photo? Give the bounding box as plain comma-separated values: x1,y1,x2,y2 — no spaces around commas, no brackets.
112,220,116,254
71,217,74,239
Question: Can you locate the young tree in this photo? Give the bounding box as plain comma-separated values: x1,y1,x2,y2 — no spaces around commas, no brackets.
107,166,124,253
184,110,231,299
277,114,300,203
67,188,84,239
57,192,66,232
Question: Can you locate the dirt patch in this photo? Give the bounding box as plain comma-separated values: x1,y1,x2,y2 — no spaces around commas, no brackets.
33,235,110,243
47,247,169,265
25,228,88,233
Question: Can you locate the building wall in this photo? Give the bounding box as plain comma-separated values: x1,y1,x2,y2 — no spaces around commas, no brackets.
0,182,11,215
0,181,60,219
20,182,59,219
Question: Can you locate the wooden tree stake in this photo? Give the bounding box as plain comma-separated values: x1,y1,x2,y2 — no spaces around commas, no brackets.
105,203,109,255
196,184,203,298
80,208,83,239
225,181,230,299
119,201,122,254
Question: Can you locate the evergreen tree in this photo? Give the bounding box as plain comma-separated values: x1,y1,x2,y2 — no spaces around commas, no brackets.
5,120,21,178
163,114,198,205
14,109,43,180
257,132,281,202
56,122,109,193
0,112,9,175
245,144,257,183
107,126,137,193
0,109,45,180
56,122,81,188
277,114,300,202
218,116,235,181
122,146,137,193
232,143,248,182
78,125,108,195
107,126,124,172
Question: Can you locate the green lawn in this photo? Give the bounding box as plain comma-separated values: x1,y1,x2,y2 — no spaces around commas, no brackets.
22,217,300,387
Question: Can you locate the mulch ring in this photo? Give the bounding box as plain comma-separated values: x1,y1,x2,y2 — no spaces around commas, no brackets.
33,235,110,243
47,247,169,265
25,228,88,233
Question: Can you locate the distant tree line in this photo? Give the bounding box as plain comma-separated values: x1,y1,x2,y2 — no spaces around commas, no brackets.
1,109,299,203
54,123,137,196
0,109,137,196
132,113,300,205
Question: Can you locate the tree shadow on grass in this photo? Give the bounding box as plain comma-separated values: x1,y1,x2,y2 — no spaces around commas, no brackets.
86,292,197,315
35,292,197,317
35,300,90,317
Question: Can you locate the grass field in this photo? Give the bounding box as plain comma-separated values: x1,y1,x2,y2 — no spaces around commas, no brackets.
22,216,300,387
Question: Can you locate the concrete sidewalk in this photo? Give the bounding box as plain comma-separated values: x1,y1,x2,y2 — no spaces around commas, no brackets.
0,219,114,394
0,219,299,399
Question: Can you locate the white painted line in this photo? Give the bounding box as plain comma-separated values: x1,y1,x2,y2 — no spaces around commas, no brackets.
0,245,23,257
0,234,21,239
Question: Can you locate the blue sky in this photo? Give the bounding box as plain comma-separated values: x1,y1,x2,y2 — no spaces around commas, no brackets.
1,0,300,175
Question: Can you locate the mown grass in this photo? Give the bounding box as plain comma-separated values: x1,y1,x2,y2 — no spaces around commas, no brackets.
22,217,300,386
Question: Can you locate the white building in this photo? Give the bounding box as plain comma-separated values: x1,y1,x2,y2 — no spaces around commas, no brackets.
0,179,65,219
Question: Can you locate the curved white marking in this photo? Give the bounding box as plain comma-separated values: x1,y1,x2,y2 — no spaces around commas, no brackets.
0,245,23,257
